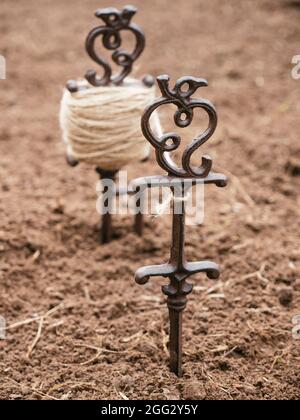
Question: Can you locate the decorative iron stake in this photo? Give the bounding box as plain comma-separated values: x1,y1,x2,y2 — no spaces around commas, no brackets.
132,75,228,376
64,5,153,244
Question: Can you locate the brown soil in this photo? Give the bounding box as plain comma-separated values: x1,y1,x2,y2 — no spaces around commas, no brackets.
0,0,300,400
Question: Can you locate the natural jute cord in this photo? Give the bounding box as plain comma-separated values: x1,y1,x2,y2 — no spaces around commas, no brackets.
60,78,161,171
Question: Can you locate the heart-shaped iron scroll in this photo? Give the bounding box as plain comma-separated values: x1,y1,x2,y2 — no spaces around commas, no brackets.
141,75,218,178
85,5,145,87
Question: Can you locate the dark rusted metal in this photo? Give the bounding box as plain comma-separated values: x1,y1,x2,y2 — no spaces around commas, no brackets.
96,168,118,244
66,152,79,168
133,75,228,376
134,186,144,237
85,5,145,87
134,212,144,237
142,74,155,88
64,5,151,244
66,5,146,92
142,75,217,178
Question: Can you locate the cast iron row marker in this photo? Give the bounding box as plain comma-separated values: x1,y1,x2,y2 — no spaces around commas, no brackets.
132,74,228,376
65,5,154,244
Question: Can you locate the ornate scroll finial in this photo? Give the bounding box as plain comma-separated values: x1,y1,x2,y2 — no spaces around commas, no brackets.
85,5,146,87
141,75,218,178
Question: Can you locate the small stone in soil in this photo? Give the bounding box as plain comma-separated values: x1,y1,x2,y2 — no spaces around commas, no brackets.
278,287,293,306
285,158,300,177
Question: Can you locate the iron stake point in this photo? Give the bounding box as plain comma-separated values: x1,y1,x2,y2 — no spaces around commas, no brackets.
168,300,185,376
96,168,118,244
134,75,228,376
134,211,144,237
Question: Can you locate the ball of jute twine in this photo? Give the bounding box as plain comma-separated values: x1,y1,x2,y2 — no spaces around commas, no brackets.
60,78,161,171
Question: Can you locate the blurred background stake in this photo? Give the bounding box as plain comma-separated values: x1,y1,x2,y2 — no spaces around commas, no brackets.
62,5,155,244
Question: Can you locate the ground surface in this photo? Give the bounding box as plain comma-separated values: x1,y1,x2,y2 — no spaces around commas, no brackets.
0,0,300,400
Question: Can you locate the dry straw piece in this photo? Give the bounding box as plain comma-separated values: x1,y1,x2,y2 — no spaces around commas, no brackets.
60,78,160,171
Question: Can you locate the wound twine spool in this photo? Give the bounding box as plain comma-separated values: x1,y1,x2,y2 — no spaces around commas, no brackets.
60,78,161,171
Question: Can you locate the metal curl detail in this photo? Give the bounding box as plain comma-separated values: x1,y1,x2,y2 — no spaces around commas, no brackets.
141,75,218,178
85,5,145,86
